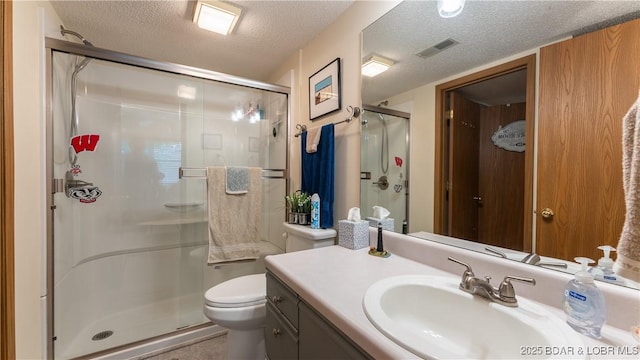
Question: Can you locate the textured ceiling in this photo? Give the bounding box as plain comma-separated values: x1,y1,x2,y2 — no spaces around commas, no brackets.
50,0,354,82
362,1,640,105
48,1,640,104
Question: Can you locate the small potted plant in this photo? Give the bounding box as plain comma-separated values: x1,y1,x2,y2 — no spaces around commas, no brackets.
286,191,313,225
298,192,311,225
285,192,301,224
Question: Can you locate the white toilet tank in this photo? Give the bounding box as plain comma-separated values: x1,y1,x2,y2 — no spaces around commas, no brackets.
282,222,336,253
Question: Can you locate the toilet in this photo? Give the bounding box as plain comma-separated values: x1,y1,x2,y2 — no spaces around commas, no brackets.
203,223,336,360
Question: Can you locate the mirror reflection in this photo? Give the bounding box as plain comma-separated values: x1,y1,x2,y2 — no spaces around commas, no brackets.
361,1,640,289
360,105,410,234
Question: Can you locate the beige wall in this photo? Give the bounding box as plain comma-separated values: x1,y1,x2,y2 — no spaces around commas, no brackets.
270,0,400,223
385,87,436,233
13,1,64,358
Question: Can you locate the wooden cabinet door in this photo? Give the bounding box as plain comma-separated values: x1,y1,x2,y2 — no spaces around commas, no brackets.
537,19,640,261
298,301,371,360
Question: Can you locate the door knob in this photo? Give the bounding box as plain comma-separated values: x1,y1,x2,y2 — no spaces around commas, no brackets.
540,208,554,219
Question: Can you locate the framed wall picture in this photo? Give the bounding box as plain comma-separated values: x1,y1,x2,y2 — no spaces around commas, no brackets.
309,58,341,121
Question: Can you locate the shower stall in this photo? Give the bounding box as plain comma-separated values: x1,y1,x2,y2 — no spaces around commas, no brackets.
46,38,289,359
360,106,410,233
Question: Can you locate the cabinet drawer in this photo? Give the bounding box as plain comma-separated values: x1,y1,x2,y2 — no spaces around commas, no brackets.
266,301,298,360
266,272,299,327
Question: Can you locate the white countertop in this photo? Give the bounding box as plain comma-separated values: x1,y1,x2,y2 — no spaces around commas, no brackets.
265,242,640,359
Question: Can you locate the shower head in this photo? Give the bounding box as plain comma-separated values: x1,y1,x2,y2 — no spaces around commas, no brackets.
60,26,94,47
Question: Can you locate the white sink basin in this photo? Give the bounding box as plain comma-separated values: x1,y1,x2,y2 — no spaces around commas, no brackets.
363,275,585,359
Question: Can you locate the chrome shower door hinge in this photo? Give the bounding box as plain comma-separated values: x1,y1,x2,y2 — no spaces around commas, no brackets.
52,178,64,194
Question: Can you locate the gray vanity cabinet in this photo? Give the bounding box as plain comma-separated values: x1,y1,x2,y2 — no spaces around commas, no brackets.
266,272,299,360
266,271,372,360
298,301,372,360
266,302,298,360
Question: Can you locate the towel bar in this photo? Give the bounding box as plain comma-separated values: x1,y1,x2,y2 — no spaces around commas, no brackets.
294,105,361,137
179,167,286,179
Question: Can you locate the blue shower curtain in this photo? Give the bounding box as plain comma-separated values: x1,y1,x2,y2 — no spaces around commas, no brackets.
301,124,335,228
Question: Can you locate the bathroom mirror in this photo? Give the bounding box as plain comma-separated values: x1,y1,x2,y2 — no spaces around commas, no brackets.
362,1,640,289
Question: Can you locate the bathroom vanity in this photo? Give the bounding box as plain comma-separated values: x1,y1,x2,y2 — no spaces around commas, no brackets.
265,230,640,359
266,272,372,359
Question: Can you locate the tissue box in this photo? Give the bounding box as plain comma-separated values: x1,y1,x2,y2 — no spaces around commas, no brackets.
338,220,370,250
367,217,395,232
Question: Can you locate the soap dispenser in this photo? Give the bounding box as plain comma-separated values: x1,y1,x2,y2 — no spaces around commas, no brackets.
589,245,625,285
310,193,320,229
563,257,606,338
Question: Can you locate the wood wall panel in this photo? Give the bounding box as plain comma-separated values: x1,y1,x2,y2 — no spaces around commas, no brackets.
1,0,15,359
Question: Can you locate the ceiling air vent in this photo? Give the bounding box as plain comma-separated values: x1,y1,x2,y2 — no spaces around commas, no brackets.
416,38,459,59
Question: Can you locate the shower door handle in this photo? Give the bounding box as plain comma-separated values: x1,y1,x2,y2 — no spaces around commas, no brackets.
65,179,94,195
373,176,389,190
64,170,95,197
67,179,94,188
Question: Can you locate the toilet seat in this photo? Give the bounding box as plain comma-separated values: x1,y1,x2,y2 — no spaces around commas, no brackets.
204,273,266,308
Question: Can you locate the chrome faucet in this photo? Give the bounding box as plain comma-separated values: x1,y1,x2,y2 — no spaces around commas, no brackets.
484,247,568,269
448,257,536,307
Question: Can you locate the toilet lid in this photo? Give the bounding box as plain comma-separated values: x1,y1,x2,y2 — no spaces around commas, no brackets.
204,273,266,308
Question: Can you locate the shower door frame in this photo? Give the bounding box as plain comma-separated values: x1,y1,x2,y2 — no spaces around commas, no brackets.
361,105,411,232
44,38,291,359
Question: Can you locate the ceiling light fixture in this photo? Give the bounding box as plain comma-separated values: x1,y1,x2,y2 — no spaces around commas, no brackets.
193,0,242,36
361,55,394,78
437,0,465,18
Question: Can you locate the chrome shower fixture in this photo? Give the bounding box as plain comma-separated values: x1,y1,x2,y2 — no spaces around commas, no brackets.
60,25,94,46
59,26,94,167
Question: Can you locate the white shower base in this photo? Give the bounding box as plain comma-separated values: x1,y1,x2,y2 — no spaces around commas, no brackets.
56,240,282,359
92,324,225,360
58,292,212,359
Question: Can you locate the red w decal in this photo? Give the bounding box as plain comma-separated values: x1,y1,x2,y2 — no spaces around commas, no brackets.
71,134,100,154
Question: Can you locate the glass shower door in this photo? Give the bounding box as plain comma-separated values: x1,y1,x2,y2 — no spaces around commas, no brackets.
360,107,410,233
50,47,289,358
51,51,208,358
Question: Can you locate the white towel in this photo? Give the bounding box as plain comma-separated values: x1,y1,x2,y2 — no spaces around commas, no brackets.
306,125,322,153
614,92,640,282
206,167,262,264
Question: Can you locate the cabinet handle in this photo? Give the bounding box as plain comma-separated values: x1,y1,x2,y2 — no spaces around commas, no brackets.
272,328,282,337
271,295,282,304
